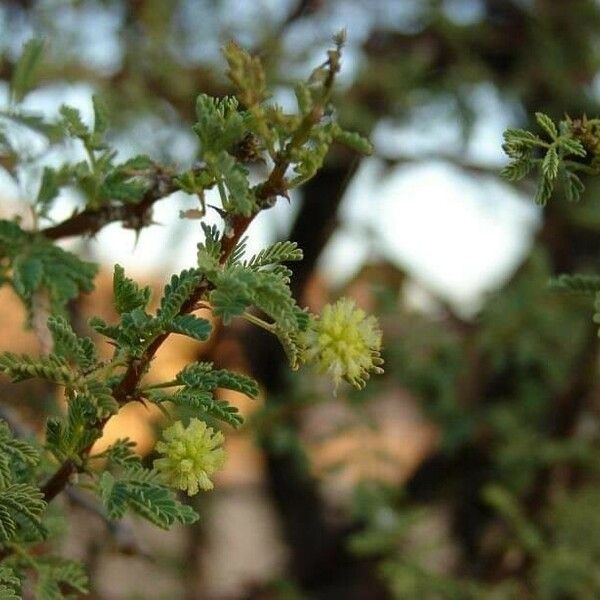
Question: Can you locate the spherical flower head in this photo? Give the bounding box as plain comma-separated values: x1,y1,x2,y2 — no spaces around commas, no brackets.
302,298,384,390
154,418,226,496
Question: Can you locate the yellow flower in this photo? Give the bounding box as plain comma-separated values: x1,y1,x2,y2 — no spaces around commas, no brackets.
303,298,383,390
154,418,226,496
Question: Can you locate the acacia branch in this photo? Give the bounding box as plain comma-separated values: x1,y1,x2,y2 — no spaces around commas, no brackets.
38,127,303,505
36,46,340,511
40,167,180,241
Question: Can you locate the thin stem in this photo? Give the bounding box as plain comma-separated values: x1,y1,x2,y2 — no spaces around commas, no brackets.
84,141,97,175
242,311,276,333
216,180,228,208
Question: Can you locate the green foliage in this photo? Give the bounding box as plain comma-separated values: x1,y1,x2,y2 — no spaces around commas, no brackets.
10,39,44,104
210,265,298,328
245,241,303,268
146,362,258,428
0,483,46,543
193,94,247,156
157,269,202,323
223,41,267,108
92,267,209,358
0,422,39,488
45,399,99,463
47,316,97,371
205,239,308,365
31,98,159,212
0,565,21,600
0,426,43,553
37,166,73,217
95,438,141,469
191,94,257,216
502,113,588,205
112,264,152,315
169,314,212,342
98,470,198,529
34,558,89,599
0,34,381,596
0,353,80,386
0,220,97,317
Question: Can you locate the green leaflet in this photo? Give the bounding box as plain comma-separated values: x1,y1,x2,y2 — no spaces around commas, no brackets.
59,105,89,141
294,81,313,115
0,352,80,386
98,438,142,468
0,221,98,317
146,362,259,428
501,157,534,181
290,123,336,186
113,264,152,314
213,151,256,216
223,41,267,108
174,361,217,388
80,379,119,418
0,221,96,315
0,421,39,488
10,39,44,104
47,316,97,371
151,388,243,428
192,94,258,216
209,264,298,328
201,236,309,367
157,269,202,322
169,314,212,341
45,386,111,463
197,223,222,273
92,94,109,136
0,483,46,543
194,94,246,156
52,98,159,210
332,127,374,155
0,566,21,600
99,470,198,529
175,362,259,398
36,165,74,216
245,240,303,268
535,112,558,139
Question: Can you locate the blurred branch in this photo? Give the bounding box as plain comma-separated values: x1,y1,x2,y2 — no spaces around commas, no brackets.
378,151,535,193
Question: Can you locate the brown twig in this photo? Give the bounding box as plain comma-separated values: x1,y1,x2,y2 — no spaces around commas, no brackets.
40,166,179,241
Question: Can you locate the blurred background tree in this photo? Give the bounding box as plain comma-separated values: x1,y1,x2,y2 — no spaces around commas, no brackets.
1,0,600,598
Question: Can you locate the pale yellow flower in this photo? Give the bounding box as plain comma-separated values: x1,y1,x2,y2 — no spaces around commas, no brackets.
303,298,383,390
154,418,226,495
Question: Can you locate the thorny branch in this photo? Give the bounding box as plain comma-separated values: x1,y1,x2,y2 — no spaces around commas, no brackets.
37,61,337,508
